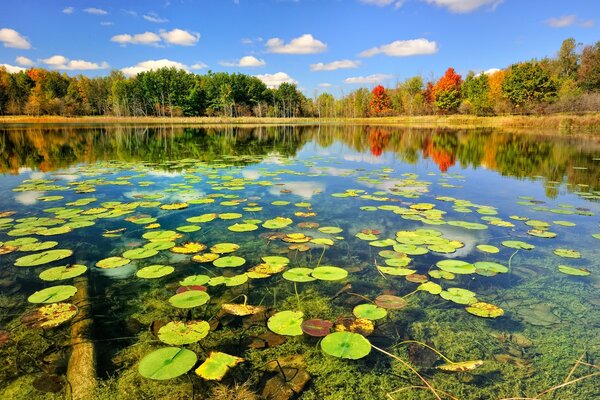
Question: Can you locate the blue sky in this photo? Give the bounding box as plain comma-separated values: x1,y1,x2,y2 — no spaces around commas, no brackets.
1,0,598,95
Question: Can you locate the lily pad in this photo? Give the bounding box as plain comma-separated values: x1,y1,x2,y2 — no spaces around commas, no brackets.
440,288,477,305
22,303,78,329
138,347,197,380
476,244,499,254
502,240,535,250
321,332,371,360
168,290,210,308
195,352,244,381
557,265,590,276
96,256,130,269
282,268,316,282
221,303,266,316
437,360,484,372
374,295,408,309
436,260,476,274
28,285,77,304
263,217,293,229
418,281,443,294
14,249,73,267
228,223,258,232
301,319,333,337
267,310,304,336
474,261,508,275
213,256,245,268
210,243,240,254
353,304,387,320
39,264,87,281
465,302,504,318
137,265,175,279
312,266,348,281
179,275,211,286
553,248,581,259
123,248,158,260
171,242,206,254
158,321,210,345
192,253,220,263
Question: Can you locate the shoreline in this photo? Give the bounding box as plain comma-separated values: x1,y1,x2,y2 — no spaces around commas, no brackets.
0,114,599,135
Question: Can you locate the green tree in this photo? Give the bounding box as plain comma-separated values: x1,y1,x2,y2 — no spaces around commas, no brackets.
462,72,493,115
502,62,557,108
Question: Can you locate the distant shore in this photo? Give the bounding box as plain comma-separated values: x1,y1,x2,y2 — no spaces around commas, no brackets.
1,114,599,135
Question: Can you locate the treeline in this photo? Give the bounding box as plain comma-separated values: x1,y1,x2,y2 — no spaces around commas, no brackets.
0,38,598,118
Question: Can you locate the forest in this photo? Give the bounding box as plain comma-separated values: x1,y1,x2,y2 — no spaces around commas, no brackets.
0,38,598,118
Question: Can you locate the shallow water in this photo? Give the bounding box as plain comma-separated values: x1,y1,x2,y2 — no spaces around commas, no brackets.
0,125,598,400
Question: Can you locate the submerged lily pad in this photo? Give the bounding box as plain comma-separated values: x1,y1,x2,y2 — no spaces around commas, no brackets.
168,290,210,308
267,310,304,336
195,352,244,381
22,303,78,329
437,360,484,372
374,295,408,309
14,249,73,267
301,319,333,337
321,332,371,360
28,285,77,304
158,321,210,345
138,347,197,380
221,303,266,316
39,264,87,281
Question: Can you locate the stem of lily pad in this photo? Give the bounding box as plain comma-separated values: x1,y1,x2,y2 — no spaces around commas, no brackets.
348,292,375,304
198,266,217,277
508,249,519,274
316,246,327,268
371,344,442,400
401,289,419,299
394,340,455,364
294,282,300,309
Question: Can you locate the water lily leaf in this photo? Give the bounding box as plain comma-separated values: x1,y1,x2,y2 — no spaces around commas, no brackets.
369,239,397,248
282,268,316,282
318,226,343,234
447,221,488,230
440,288,477,305
137,265,175,279
476,244,499,254
592,233,600,240
222,303,266,316
143,230,182,242
144,241,175,251
553,248,581,258
374,295,407,310
18,241,58,252
377,267,416,276
502,240,535,250
139,347,197,380
158,321,210,345
176,225,201,233
262,217,293,229
557,265,591,276
429,270,455,280
22,303,78,329
312,266,348,281
436,260,476,274
418,281,442,294
437,360,484,372
310,238,334,246
160,203,189,211
213,256,245,268
192,253,220,263
219,213,243,220
171,242,206,254
222,274,249,287
123,247,158,260
96,256,130,269
356,232,378,241
384,257,412,267
210,243,240,254
15,249,73,267
527,229,557,238
301,319,333,337
37,226,73,236
169,290,210,308
179,275,211,286
186,213,218,223
465,302,504,318
28,285,77,304
267,310,304,336
321,332,371,360
39,264,87,281
228,223,258,232
474,261,508,275
195,352,244,381
353,304,387,320
393,244,429,255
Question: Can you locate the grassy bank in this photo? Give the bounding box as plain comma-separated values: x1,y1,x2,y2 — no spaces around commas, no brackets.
1,114,599,135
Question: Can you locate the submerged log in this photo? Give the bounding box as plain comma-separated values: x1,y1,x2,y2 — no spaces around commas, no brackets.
66,276,96,400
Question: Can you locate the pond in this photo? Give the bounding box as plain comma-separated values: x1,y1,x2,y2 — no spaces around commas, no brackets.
0,125,598,400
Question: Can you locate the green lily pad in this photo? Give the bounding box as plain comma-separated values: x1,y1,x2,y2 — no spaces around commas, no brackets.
219,213,243,220
262,217,293,229
377,267,416,276
436,260,476,274
96,256,130,269
429,270,455,280
195,352,244,381
319,226,343,234
502,240,535,250
137,265,175,279
321,332,371,360
267,310,304,336
374,295,408,310
262,256,290,265
353,304,387,320
18,241,58,252
476,245,499,254
282,268,316,282
465,302,504,318
176,225,201,233
39,264,87,281
447,221,488,230
179,275,211,286
186,214,218,223
144,241,176,251
440,288,477,305
143,230,180,242
312,266,348,281
138,347,197,380
213,256,245,268
15,249,73,267
228,223,258,232
553,248,581,258
123,248,158,260
527,230,557,239
158,321,210,345
168,290,210,308
369,239,397,248
210,243,240,254
418,281,442,294
557,265,590,276
28,285,77,304
474,261,508,275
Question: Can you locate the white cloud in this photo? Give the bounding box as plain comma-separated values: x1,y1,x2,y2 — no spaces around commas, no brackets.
319,83,332,88
62,7,74,14
42,55,109,70
121,59,189,76
545,15,576,28
191,62,208,70
100,21,114,26
0,28,32,49
111,32,162,46
266,34,327,54
424,0,502,14
483,68,500,75
16,56,34,66
160,28,200,46
344,74,393,84
360,0,404,8
0,64,25,73
84,7,108,15
143,13,168,23
220,56,266,67
254,72,296,88
580,20,595,28
360,38,438,57
310,59,360,71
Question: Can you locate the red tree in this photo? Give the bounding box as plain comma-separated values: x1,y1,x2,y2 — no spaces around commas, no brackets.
369,85,391,115
433,68,462,97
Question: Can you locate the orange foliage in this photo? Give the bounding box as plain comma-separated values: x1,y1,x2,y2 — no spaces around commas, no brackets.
433,68,462,97
422,137,456,172
368,128,391,157
369,85,391,115
488,70,505,101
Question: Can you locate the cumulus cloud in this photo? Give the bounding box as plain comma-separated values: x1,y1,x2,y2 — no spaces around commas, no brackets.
62,7,74,14
359,0,404,8
42,55,109,70
16,56,34,66
160,28,200,46
220,56,266,67
111,32,162,46
344,74,393,84
360,38,438,57
0,64,25,73
143,13,168,23
545,15,593,28
253,72,296,88
266,34,327,54
310,59,360,71
84,7,108,15
121,59,189,76
0,28,31,49
425,0,502,13
191,62,208,70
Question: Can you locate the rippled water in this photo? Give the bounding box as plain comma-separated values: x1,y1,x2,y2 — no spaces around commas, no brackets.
0,125,598,400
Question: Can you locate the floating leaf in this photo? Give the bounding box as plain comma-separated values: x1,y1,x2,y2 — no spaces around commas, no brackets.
436,260,476,274
144,241,175,251
465,302,504,318
553,248,581,259
195,352,244,381
334,317,374,336
18,241,58,252
474,261,508,275
312,266,348,281
375,295,408,310
123,247,158,260
179,275,211,286
176,225,201,233
262,217,293,229
171,242,206,254
282,268,316,282
557,265,591,276
14,249,73,267
440,288,477,305
160,203,189,211
192,253,219,263
267,310,304,336
186,213,217,223
39,264,87,281
143,230,182,242
321,332,371,360
228,223,258,232
502,240,535,250
301,319,333,337
319,226,343,234
369,239,397,248
310,237,334,246
353,304,387,320
418,281,442,294
476,244,499,254
96,256,130,269
377,267,416,276
137,265,175,279
222,303,266,316
169,290,210,308
447,221,488,230
210,243,240,254
28,285,77,304
158,321,210,345
22,303,78,329
213,256,245,268
138,347,197,380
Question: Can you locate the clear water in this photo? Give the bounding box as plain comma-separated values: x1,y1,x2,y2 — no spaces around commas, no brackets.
0,125,598,400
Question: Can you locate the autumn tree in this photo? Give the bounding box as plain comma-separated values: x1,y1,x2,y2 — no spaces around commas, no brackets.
461,72,493,115
502,62,557,109
433,68,462,113
369,85,391,116
578,41,600,91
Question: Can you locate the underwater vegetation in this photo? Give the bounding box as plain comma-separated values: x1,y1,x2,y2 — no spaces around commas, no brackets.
0,126,598,399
